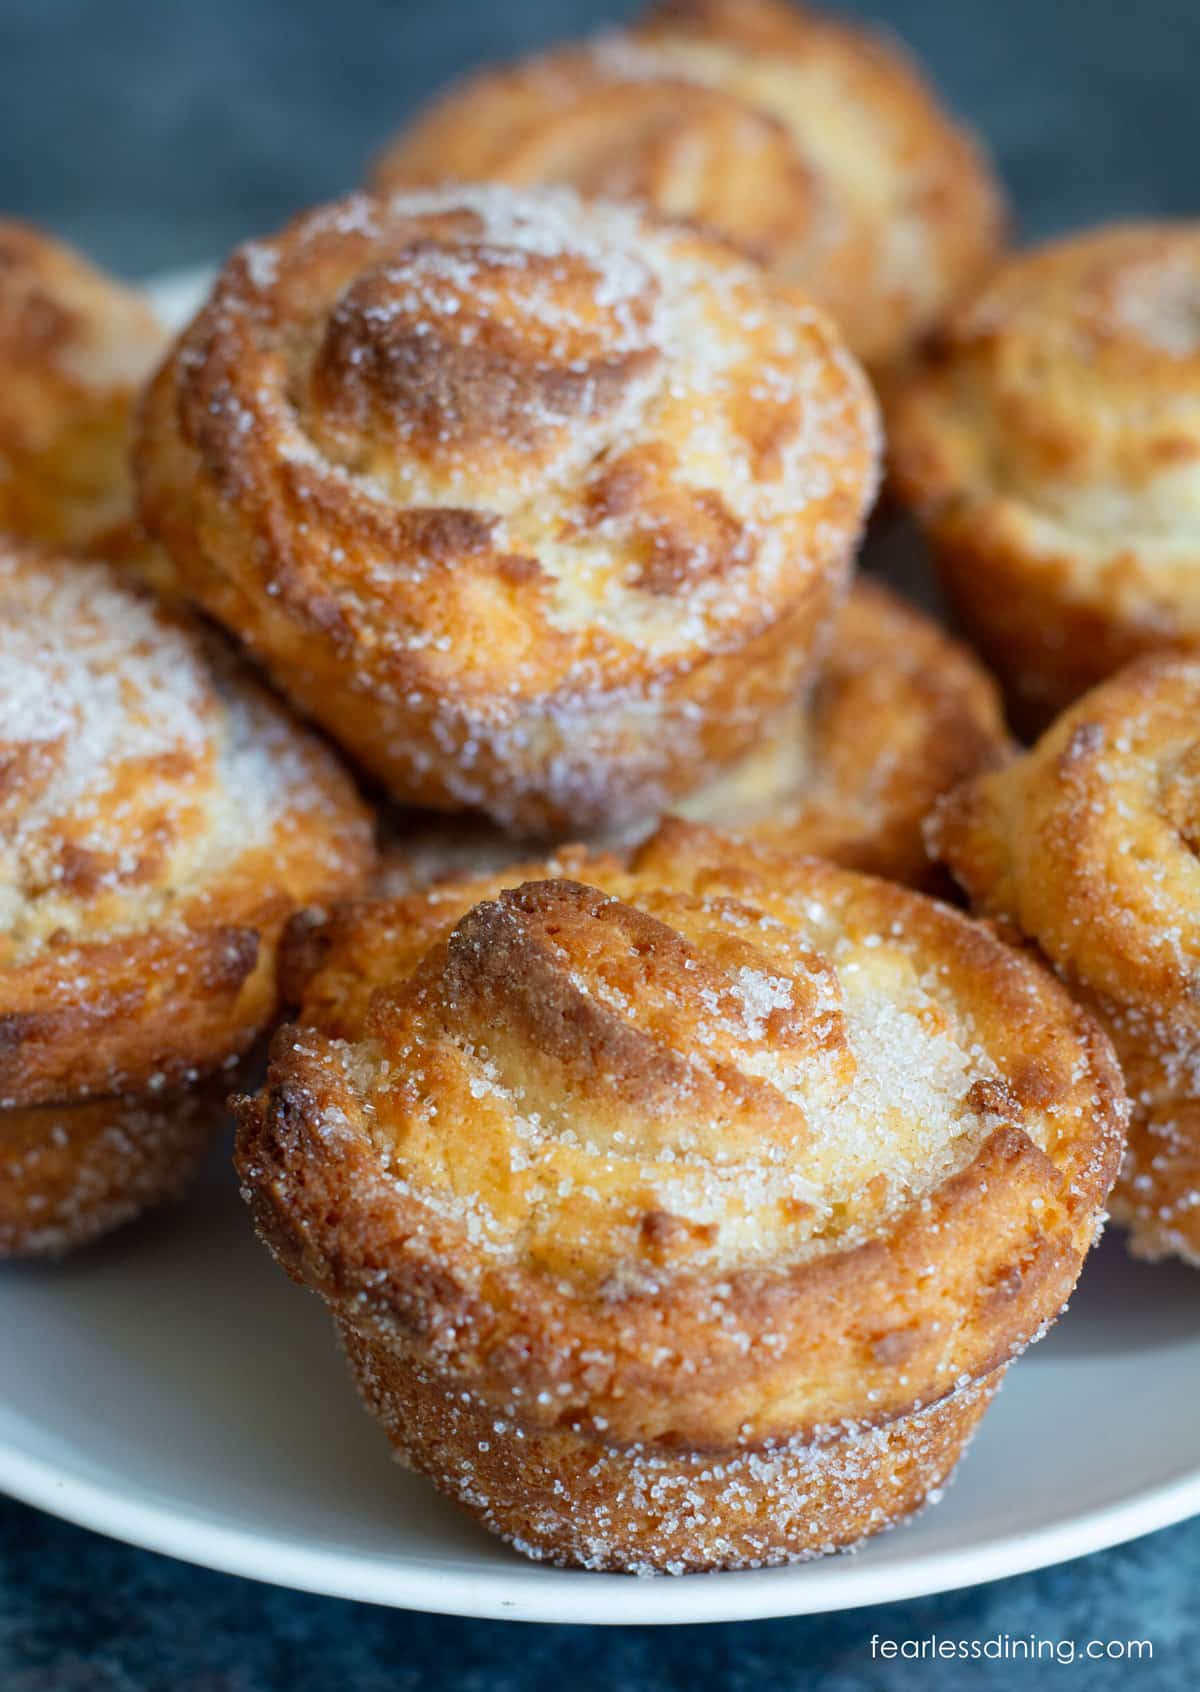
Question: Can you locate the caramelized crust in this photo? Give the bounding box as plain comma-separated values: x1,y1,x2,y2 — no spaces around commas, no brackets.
136,185,877,834
344,1326,1003,1572
931,654,1200,1264
239,822,1123,1570
890,223,1200,728
372,0,1006,375
379,580,1010,894
674,579,1009,886
0,544,375,1255
0,1087,220,1258
0,221,168,572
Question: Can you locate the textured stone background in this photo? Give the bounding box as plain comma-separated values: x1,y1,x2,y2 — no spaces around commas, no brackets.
2,0,1198,1686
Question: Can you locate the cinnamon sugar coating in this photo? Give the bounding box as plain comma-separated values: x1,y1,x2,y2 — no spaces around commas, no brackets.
345,1326,1003,1573
379,580,1010,895
238,822,1123,1570
372,0,1006,377
0,1087,220,1258
931,653,1200,1265
678,580,1009,886
890,222,1200,729
0,543,375,1255
0,221,169,577
135,184,879,834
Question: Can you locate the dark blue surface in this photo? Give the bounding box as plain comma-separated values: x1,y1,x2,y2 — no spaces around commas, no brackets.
2,1497,1199,1689
3,0,1200,276
1,0,1198,1685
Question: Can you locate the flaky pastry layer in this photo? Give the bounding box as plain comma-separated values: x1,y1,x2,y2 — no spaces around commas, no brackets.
931,653,1200,1263
239,823,1121,1493
372,0,1006,375
0,220,168,571
341,1323,1003,1573
0,543,375,1112
890,222,1200,726
378,580,1009,894
136,184,878,832
0,1085,222,1258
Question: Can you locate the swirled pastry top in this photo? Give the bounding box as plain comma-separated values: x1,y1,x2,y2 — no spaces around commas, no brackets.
0,544,375,1103
890,223,1200,626
371,0,1006,372
0,221,167,550
136,185,878,830
138,183,876,681
930,653,1200,1025
249,822,1123,1443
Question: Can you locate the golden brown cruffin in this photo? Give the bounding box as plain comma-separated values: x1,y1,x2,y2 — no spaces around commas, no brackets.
0,220,168,568
378,579,1010,896
931,653,1200,1267
238,820,1124,1573
135,183,879,836
889,222,1200,729
370,0,1006,377
0,542,375,1257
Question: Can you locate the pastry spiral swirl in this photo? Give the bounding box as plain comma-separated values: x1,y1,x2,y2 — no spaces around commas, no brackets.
379,580,1009,895
137,185,877,833
931,653,1200,1264
240,821,1123,1570
372,0,1006,376
674,578,1009,885
0,543,375,1254
0,221,167,562
890,222,1200,726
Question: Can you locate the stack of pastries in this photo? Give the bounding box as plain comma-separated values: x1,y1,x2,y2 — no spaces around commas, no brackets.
2,0,1196,1578
0,542,373,1255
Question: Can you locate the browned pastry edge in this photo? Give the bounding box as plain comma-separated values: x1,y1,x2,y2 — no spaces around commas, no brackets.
810,580,1012,883
0,548,378,1109
133,544,848,833
370,0,1007,376
921,519,1179,735
340,1322,1003,1573
237,824,1125,1452
682,577,1012,889
2,811,378,1111
887,223,1200,732
134,186,878,833
1108,1080,1200,1266
0,913,283,1108
236,1072,1116,1450
372,579,1011,897
0,1084,223,1258
928,653,1200,1262
0,218,168,557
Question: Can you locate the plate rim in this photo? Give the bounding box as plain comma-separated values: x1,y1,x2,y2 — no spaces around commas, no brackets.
4,1431,1200,1625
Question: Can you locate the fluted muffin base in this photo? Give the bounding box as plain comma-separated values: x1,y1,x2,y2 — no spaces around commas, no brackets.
341,1321,1002,1576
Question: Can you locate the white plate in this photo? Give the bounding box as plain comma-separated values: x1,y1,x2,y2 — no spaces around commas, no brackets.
143,266,214,327
3,1140,1199,1625
1,270,1198,1626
